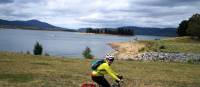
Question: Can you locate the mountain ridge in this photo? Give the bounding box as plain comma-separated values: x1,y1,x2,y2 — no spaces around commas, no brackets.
119,26,177,36
0,19,177,36
0,19,76,32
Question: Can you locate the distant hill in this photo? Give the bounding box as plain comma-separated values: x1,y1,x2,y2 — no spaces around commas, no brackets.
0,19,76,32
119,26,177,36
79,26,177,36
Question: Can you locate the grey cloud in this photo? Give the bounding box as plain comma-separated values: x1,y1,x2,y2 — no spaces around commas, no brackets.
0,8,31,19
0,0,200,28
80,22,130,28
132,7,190,18
15,0,44,4
0,7,13,15
135,0,200,7
0,0,14,4
79,18,122,24
82,0,199,28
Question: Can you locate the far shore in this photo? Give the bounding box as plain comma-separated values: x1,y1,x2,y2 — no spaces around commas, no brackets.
0,27,77,32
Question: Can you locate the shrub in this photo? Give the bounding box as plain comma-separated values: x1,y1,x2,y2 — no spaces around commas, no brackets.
33,41,43,55
44,52,50,56
187,58,200,64
82,46,93,59
26,51,30,55
159,45,166,49
138,47,145,52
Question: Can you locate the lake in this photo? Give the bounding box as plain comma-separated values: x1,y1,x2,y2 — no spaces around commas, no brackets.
0,29,169,58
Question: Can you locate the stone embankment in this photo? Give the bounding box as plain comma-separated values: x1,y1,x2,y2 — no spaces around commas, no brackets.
109,42,200,62
121,52,200,62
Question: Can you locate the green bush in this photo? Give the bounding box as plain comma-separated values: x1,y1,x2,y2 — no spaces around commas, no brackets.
138,47,146,52
33,41,43,55
159,45,166,49
44,52,50,56
82,46,93,59
187,58,200,64
26,51,30,55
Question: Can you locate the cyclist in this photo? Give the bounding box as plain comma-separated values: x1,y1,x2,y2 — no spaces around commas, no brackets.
91,54,123,87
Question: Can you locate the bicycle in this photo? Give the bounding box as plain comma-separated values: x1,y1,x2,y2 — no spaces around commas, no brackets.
81,81,124,87
81,77,124,87
111,80,124,87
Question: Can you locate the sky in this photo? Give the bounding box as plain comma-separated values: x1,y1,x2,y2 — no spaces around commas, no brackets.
0,0,199,29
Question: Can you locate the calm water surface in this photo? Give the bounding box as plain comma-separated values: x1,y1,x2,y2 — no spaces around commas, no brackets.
0,29,169,58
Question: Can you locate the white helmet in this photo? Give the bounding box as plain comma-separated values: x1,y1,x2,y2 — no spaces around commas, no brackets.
105,54,114,61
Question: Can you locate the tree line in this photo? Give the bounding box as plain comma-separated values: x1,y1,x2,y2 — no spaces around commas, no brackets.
85,27,134,36
177,13,200,38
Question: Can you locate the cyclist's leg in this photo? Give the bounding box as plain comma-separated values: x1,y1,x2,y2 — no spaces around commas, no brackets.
100,76,110,87
92,76,111,87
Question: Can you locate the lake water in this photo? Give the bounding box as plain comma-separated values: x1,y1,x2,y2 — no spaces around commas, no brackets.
0,29,169,58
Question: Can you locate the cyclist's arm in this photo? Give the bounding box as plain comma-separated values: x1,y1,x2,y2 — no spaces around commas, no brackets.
103,64,120,81
112,70,119,76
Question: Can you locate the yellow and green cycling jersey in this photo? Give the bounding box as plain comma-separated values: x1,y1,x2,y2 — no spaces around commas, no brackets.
91,60,120,81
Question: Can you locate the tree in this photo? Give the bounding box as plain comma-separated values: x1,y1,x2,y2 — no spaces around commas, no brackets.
33,41,43,55
82,46,93,59
187,13,200,38
86,28,93,33
177,20,188,36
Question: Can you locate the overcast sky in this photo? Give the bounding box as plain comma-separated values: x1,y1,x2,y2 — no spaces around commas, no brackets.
0,0,199,29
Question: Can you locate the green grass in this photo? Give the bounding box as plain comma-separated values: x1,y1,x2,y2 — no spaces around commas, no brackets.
138,37,200,53
0,73,33,82
0,52,200,87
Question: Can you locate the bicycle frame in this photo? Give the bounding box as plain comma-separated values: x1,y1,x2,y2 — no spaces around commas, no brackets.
111,81,123,87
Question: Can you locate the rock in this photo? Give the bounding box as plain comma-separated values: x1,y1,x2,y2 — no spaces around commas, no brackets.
114,52,200,62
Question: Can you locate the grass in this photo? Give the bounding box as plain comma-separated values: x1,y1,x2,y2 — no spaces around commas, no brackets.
0,73,33,82
0,52,200,87
31,62,51,65
138,37,200,53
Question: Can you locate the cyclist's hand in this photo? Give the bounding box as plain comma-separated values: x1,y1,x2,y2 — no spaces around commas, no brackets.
117,75,123,80
115,79,123,84
115,80,120,83
120,79,124,83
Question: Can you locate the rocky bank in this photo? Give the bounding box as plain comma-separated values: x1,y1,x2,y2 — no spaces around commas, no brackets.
109,42,200,62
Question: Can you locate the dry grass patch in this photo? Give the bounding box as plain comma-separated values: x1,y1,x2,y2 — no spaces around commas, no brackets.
0,52,200,87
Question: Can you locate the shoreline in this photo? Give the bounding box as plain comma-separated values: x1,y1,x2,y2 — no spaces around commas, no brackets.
108,41,146,59
108,37,200,62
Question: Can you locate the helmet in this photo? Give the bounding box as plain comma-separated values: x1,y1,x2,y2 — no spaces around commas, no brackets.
105,54,114,61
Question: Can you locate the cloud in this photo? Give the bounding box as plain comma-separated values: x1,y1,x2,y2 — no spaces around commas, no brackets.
0,0,199,29
134,0,200,7
0,0,14,4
